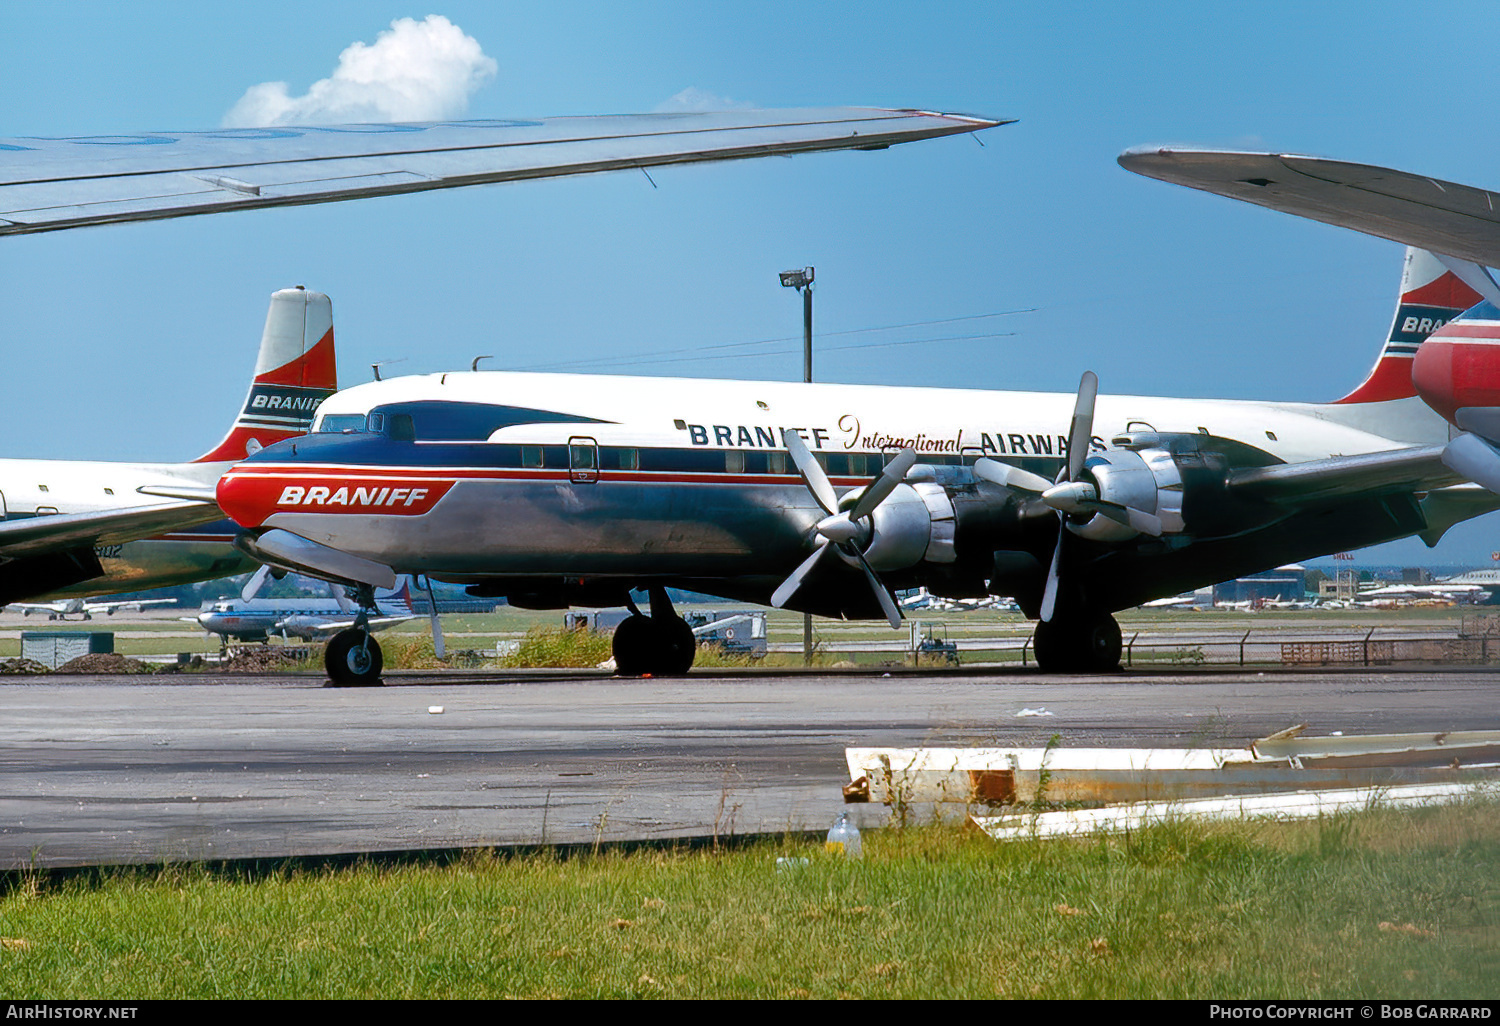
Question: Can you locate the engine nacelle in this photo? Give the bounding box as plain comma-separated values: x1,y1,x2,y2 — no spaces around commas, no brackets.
1066,447,1185,542
853,481,957,572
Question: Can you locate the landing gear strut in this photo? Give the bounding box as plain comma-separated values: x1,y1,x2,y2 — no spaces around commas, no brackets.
611,585,696,676
325,583,384,687
1032,612,1121,673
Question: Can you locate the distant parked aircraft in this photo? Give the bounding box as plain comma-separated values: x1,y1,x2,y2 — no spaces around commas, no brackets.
9,597,176,620
192,576,416,646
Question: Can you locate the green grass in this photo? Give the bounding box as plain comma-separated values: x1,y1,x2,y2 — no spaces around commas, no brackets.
2,802,1497,998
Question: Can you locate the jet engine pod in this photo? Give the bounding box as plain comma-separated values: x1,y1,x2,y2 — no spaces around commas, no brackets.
1063,448,1185,542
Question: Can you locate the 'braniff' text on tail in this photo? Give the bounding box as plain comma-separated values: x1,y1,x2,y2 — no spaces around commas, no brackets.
193,287,337,463
1335,248,1480,405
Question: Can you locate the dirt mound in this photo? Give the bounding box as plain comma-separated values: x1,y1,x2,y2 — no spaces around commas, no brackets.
219,646,317,672
54,653,154,674
0,658,49,675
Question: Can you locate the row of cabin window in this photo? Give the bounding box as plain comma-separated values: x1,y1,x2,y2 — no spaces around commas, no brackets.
523,446,985,475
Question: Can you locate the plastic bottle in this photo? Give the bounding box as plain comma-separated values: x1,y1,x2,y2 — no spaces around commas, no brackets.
825,810,862,859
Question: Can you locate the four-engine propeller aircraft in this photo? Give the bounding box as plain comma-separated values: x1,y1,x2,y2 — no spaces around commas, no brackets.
0,287,337,605
209,248,1497,682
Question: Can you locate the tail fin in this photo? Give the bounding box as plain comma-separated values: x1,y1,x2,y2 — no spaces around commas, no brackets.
378,575,416,612
193,287,337,462
1334,248,1481,404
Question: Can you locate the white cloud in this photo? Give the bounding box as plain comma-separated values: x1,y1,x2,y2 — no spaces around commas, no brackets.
223,16,497,127
654,87,755,113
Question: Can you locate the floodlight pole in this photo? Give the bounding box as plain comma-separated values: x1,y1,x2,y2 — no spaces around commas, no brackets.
780,267,816,665
802,278,814,385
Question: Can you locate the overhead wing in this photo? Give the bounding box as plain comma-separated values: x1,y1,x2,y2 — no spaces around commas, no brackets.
0,502,223,560
1117,148,1500,268
0,109,1005,236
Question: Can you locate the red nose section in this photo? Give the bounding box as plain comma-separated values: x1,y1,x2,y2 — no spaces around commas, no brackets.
1413,306,1500,424
218,468,455,528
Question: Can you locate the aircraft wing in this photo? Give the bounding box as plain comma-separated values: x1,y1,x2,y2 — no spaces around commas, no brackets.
0,502,223,559
1117,148,1500,268
302,614,415,635
0,109,1005,236
1226,445,1462,505
90,598,176,611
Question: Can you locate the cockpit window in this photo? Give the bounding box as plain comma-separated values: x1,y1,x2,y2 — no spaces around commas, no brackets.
315,414,370,434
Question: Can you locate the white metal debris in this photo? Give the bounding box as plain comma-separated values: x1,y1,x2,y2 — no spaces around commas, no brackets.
970,782,1492,841
845,729,1500,807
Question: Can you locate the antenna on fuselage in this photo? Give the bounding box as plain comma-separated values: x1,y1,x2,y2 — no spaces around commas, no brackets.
472,355,494,371
371,358,407,382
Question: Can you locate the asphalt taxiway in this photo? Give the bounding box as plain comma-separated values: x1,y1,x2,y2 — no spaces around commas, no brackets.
3,666,1497,868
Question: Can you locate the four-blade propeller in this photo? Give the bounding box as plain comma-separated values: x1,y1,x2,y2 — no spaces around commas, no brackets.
972,371,1160,622
771,432,917,629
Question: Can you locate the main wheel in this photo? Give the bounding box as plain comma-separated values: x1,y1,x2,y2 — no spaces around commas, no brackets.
612,615,653,675
611,615,697,675
655,616,697,675
325,629,384,687
1031,613,1121,673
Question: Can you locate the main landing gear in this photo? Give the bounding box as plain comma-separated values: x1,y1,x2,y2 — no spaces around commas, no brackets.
611,585,697,676
325,584,384,687
1031,611,1122,673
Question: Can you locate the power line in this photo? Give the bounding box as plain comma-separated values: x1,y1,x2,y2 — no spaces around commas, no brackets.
507,307,1037,372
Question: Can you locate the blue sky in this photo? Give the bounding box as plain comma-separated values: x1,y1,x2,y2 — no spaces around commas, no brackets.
5,1,1500,565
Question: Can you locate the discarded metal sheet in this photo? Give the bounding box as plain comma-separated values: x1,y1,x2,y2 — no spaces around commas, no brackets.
970,782,1492,841
846,728,1500,807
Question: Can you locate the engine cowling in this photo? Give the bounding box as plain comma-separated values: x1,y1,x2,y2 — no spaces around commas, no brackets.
838,480,956,571
1065,446,1185,542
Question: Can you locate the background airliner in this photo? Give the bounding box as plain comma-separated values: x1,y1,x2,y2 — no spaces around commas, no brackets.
10,596,176,620
0,287,335,606
193,576,415,645
212,248,1494,681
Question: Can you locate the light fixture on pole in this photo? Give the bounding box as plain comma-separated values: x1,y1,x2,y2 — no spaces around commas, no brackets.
780,266,816,664
779,266,814,384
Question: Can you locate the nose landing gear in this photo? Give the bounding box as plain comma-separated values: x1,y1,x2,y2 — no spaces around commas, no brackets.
325,583,384,687
326,628,384,686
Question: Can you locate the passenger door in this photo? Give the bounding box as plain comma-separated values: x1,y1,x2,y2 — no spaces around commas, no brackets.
569,436,599,484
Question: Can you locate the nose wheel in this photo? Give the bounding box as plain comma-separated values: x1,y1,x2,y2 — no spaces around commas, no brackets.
326,628,384,687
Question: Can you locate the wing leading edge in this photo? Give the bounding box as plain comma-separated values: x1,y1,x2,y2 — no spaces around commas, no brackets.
1118,148,1500,269
0,108,1007,236
0,502,223,560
